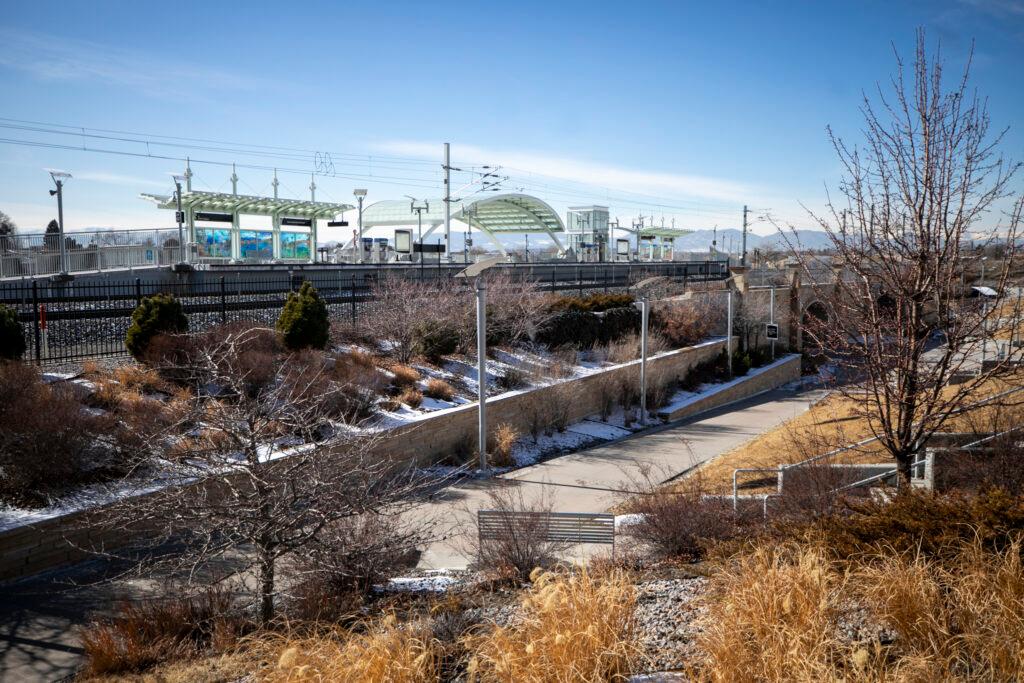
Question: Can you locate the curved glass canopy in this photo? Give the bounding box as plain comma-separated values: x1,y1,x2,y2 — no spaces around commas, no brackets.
360,193,566,254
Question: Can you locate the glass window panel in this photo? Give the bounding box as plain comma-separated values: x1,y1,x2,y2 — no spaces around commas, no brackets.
240,230,273,260
280,232,310,260
196,229,232,259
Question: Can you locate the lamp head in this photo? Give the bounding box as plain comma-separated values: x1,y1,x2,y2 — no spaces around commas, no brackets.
46,168,71,182
353,188,368,198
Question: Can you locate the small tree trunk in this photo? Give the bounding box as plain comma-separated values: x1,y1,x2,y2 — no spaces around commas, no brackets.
258,546,275,625
896,453,914,489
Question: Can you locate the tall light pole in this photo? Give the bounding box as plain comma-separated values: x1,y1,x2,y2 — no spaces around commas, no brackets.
635,296,650,424
443,143,451,262
171,173,187,264
476,277,488,470
47,169,72,278
354,189,367,263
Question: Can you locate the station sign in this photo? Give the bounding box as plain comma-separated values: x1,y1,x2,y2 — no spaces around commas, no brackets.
281,217,313,227
174,210,185,223
194,211,233,223
766,323,779,340
415,243,446,254
327,220,349,227
394,229,412,254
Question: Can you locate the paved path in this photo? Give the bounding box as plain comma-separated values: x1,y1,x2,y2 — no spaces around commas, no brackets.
0,385,820,682
415,386,823,569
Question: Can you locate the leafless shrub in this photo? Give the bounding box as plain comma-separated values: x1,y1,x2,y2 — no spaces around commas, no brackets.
0,362,120,507
466,487,568,582
592,371,619,421
652,298,717,348
525,384,573,442
495,366,529,391
286,514,425,622
603,331,669,364
621,472,752,561
80,588,247,678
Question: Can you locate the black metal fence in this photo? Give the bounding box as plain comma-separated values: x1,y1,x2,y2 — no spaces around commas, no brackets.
0,260,728,365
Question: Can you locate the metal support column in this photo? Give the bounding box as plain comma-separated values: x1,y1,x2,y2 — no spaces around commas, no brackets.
476,278,488,471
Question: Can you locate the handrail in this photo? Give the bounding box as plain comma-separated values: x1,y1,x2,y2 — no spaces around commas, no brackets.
783,385,1024,471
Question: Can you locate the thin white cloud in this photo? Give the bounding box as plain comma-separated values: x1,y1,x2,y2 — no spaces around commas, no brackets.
373,140,756,204
75,171,169,189
0,29,269,98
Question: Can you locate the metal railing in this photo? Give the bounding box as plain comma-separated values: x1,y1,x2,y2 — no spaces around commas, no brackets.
0,229,183,278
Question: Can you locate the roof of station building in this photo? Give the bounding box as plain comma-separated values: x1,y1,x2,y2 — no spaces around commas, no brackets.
141,191,353,219
361,193,565,235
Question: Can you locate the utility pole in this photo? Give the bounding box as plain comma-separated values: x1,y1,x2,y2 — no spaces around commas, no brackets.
443,143,451,263
409,197,429,262
272,169,279,199
741,205,749,266
230,164,238,196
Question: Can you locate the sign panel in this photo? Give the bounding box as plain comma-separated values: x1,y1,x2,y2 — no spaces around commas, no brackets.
281,217,312,227
394,229,412,254
174,210,185,223
766,323,779,340
327,220,349,227
194,211,233,223
615,239,630,256
415,243,446,254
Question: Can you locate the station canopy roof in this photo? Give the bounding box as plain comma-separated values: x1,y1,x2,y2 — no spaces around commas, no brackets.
634,227,693,239
141,190,353,219
361,193,565,235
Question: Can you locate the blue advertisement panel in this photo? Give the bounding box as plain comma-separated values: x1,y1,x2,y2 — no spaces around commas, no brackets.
240,230,273,260
196,229,232,259
280,232,310,260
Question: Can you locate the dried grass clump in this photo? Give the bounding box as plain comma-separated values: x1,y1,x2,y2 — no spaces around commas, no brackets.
399,387,424,409
113,364,171,394
603,331,669,365
424,378,456,402
490,423,519,468
260,616,439,683
696,542,850,682
858,538,1024,680
466,568,640,682
390,364,422,388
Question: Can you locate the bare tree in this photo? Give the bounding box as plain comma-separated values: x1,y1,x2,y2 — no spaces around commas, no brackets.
367,275,464,363
785,31,1023,482
96,327,435,624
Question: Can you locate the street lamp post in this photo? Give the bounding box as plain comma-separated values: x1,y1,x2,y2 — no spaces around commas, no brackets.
635,296,650,424
354,189,367,264
47,169,72,277
476,277,488,470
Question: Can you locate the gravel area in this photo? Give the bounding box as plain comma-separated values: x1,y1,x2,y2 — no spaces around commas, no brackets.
633,577,709,673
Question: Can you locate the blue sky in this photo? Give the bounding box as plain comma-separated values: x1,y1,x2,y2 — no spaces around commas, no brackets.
0,0,1021,241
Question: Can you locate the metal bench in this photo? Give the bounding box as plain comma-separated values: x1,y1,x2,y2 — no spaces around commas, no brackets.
477,510,616,554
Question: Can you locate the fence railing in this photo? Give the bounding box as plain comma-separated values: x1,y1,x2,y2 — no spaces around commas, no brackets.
0,260,729,365
0,229,184,278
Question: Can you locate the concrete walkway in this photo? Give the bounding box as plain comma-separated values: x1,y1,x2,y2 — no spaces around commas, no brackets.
416,385,823,569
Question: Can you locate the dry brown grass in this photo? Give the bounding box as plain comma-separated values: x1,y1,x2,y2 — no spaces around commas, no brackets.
490,423,519,468
112,364,171,394
424,378,456,402
256,616,439,683
390,364,422,388
398,387,423,409
466,568,641,682
694,535,1024,682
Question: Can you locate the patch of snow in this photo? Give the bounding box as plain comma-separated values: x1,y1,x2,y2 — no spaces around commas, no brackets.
614,513,645,530
567,420,632,440
379,570,459,593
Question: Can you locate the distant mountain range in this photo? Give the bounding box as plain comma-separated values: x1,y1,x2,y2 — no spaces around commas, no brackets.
661,228,833,253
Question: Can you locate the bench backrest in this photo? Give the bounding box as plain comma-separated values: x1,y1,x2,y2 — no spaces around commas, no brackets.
477,510,615,545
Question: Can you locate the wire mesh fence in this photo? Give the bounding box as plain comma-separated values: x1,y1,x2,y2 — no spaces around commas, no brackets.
0,260,728,365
